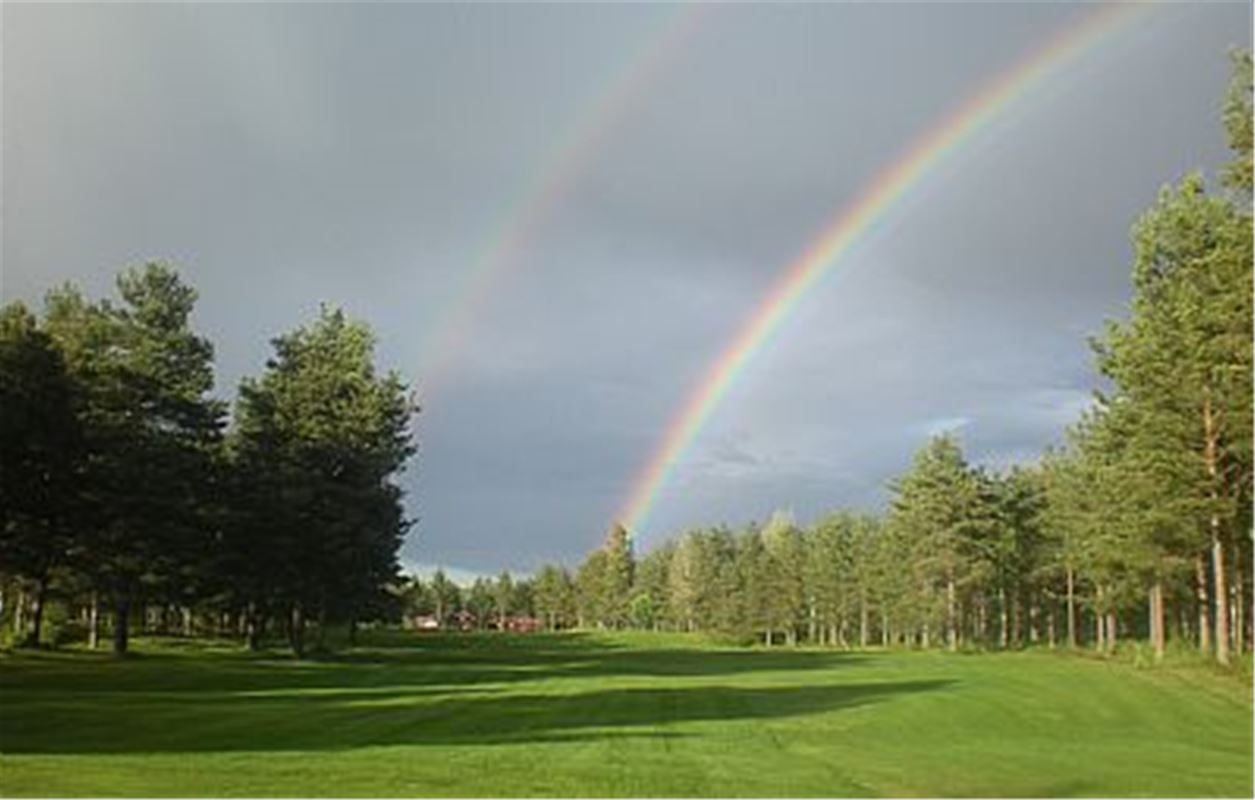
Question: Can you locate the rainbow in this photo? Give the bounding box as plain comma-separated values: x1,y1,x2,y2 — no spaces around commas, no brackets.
417,5,708,392
617,2,1151,539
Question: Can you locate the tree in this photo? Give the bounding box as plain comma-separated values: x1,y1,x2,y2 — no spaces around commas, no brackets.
1222,49,1252,196
41,266,224,656
233,305,415,656
805,513,852,647
493,571,514,629
632,545,672,632
762,511,804,646
0,302,82,646
988,467,1049,648
603,523,635,629
466,578,494,629
429,569,460,627
1041,447,1092,649
575,549,609,629
887,436,992,651
733,527,770,643
534,565,575,630
1096,171,1252,664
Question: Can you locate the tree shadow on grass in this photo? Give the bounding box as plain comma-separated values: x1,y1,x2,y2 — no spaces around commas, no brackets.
1,633,878,697
1,678,954,754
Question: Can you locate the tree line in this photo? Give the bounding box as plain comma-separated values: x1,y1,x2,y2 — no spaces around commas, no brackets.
0,266,416,656
535,52,1253,665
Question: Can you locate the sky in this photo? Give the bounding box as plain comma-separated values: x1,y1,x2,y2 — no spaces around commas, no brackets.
3,2,1250,580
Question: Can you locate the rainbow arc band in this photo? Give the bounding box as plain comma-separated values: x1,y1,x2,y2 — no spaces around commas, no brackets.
416,5,709,395
616,2,1151,541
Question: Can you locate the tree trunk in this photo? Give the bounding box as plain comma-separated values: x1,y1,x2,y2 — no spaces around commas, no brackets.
1233,546,1245,655
27,575,49,647
977,597,987,646
1047,606,1056,649
1029,597,1040,644
113,592,131,656
12,588,26,639
1173,599,1186,646
1095,586,1105,653
1066,567,1076,648
88,592,100,650
859,593,869,648
348,618,358,646
288,604,305,658
1106,610,1118,653
998,588,1008,649
1212,532,1230,665
946,575,957,652
1151,581,1165,661
1203,391,1230,665
246,609,263,652
1196,553,1212,654
1012,594,1023,647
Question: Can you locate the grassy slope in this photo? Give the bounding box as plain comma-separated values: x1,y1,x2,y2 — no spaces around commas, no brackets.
0,631,1250,797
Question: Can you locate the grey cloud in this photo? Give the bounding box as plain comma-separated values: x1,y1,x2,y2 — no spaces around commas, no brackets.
4,2,1249,573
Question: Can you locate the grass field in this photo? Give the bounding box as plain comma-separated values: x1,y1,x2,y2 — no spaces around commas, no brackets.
1,631,1250,797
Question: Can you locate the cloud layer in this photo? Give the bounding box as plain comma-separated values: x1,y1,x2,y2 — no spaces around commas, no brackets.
3,3,1249,571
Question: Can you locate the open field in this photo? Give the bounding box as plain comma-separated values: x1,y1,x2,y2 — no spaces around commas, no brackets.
1,631,1251,797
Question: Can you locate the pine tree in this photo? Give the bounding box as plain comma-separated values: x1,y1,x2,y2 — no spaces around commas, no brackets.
233,306,414,656
41,266,224,655
603,523,635,629
0,303,83,646
887,436,991,651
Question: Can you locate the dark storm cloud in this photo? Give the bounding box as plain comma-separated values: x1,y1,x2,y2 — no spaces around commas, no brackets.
3,2,1249,573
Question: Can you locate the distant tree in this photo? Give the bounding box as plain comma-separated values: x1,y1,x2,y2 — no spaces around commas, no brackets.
466,578,494,629
1222,49,1252,195
512,576,535,619
575,550,609,628
762,511,805,646
733,527,770,643
603,523,635,628
402,576,434,618
492,572,514,629
632,545,672,632
887,436,992,651
534,565,575,630
989,467,1049,648
705,528,741,638
429,569,461,626
667,531,712,633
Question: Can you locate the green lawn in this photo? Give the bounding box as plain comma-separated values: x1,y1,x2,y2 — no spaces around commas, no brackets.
1,631,1250,797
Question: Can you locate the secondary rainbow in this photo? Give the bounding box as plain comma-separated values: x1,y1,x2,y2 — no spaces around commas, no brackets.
617,2,1151,538
417,5,708,392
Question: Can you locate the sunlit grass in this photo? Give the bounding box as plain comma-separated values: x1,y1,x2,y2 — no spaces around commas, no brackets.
1,631,1250,797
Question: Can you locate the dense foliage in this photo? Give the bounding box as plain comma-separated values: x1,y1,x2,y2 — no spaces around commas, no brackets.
0,268,417,655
